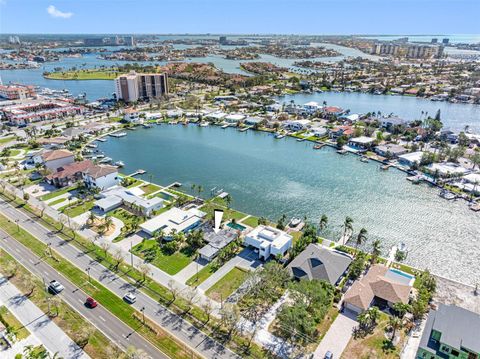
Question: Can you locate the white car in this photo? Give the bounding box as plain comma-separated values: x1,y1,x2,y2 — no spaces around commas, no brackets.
123,292,137,304
48,280,65,294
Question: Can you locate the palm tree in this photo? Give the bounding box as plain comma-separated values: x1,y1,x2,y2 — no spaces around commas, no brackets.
104,215,113,230
371,239,382,263
224,194,233,208
342,216,354,244
389,316,402,342
318,214,328,233
155,229,165,246
87,211,96,226
355,228,368,254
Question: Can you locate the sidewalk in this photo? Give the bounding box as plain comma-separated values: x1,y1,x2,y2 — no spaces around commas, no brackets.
0,276,89,359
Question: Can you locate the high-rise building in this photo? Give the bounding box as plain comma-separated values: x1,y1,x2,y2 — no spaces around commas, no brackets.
431,38,438,44
219,36,227,45
114,71,168,102
8,35,20,44
442,38,450,45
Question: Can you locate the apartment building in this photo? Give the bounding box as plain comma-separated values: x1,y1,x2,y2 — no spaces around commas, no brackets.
114,71,168,102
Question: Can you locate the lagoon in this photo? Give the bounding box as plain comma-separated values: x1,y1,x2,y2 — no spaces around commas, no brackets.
97,124,480,285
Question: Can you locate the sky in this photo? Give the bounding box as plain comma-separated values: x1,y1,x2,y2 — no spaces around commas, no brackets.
0,0,479,35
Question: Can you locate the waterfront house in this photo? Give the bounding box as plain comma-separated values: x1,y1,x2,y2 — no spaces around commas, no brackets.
343,265,414,314
82,164,119,190
398,151,425,167
37,136,71,149
380,116,409,132
205,111,227,122
347,136,375,152
375,144,407,158
426,162,470,178
329,125,354,139
303,101,321,114
123,108,141,123
34,149,75,172
140,207,206,237
284,119,311,131
287,244,353,286
322,106,344,118
224,114,245,124
244,117,264,126
198,227,238,262
416,304,480,359
45,160,93,188
244,225,292,260
94,185,163,216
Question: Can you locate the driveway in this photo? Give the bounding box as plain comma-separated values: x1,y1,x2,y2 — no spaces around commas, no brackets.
314,310,357,358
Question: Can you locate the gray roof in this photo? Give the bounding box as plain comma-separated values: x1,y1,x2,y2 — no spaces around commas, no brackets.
419,304,480,355
287,244,353,285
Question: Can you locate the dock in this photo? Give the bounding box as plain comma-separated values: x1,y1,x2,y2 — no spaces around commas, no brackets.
129,169,146,177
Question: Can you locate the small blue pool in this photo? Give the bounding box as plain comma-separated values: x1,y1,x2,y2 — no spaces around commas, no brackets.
388,268,414,279
227,222,246,231
386,268,415,285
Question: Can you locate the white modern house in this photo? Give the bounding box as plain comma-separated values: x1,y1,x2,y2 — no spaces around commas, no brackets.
398,151,425,167
244,225,293,260
140,207,206,237
224,114,246,124
94,185,164,216
82,165,119,190
303,101,321,114
284,119,311,131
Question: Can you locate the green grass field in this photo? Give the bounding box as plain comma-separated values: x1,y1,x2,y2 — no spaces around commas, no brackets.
140,183,162,196
0,305,30,340
48,197,67,207
0,137,14,145
131,240,194,275
40,186,75,201
205,267,249,302
62,200,94,217
186,262,216,286
44,70,122,80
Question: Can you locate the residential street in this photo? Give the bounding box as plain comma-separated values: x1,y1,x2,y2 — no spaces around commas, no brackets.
0,232,167,359
0,276,90,359
0,196,239,359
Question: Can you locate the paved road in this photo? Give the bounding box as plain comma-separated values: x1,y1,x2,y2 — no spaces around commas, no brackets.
0,276,90,359
0,197,239,359
0,232,167,359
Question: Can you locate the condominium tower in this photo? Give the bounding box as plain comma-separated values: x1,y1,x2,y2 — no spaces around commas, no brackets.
114,71,168,102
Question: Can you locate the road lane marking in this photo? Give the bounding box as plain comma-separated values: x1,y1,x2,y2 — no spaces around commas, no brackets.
98,315,106,322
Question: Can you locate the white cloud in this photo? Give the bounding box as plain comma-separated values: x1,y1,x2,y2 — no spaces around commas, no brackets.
47,5,73,19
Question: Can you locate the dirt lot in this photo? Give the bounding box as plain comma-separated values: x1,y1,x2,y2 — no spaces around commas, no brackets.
433,275,480,314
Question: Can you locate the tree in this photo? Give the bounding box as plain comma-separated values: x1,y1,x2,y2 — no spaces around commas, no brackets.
76,326,95,348
138,263,150,282
220,304,240,339
318,214,328,233
100,242,110,257
336,134,348,149
371,239,382,263
342,216,354,244
392,302,411,318
224,194,233,208
104,215,113,230
201,300,213,325
49,296,62,317
357,306,380,332
183,288,197,313
21,273,36,297
23,192,30,202
4,261,18,278
276,214,287,230
87,211,96,226
125,346,150,359
355,228,368,253
389,316,402,342
167,279,179,303
112,248,124,270
348,251,367,280
39,202,47,218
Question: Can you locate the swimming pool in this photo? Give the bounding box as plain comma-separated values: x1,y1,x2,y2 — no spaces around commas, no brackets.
227,222,246,231
387,268,415,286
388,268,414,280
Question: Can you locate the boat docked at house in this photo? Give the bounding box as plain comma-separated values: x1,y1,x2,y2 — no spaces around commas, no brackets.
114,161,125,167
439,189,457,200
337,149,347,154
275,133,285,139
86,143,97,148
199,122,209,127
221,123,229,129
407,175,422,184
96,138,107,142
360,156,369,163
143,123,152,128
98,157,113,164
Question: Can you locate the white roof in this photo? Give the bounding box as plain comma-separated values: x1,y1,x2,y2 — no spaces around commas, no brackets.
100,186,163,211
399,151,424,163
303,101,320,107
350,136,375,144
464,173,480,184
225,114,246,121
428,162,470,176
206,111,227,120
140,207,206,235
246,225,292,249
290,119,311,125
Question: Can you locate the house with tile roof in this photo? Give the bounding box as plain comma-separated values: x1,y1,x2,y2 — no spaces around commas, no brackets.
82,164,118,190
33,149,75,171
343,265,414,314
46,160,94,188
287,244,353,285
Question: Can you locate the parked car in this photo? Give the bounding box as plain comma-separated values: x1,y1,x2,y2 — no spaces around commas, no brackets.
123,293,137,304
85,297,98,308
325,351,333,359
48,280,64,294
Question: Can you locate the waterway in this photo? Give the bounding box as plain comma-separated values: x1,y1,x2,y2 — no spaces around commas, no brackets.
96,124,480,285
277,93,480,132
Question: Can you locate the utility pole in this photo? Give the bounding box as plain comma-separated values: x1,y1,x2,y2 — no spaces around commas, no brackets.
86,267,91,283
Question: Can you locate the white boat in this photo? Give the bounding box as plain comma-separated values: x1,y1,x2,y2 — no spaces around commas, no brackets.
199,122,209,127
86,143,97,148
360,156,369,163
114,161,125,167
96,138,107,142
275,133,285,139
289,217,302,227
99,157,112,164
143,123,152,128
439,189,456,200
109,132,127,138
221,124,229,129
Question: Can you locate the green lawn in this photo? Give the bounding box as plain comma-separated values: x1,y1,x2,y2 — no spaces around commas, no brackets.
0,305,30,340
186,262,217,286
199,202,248,222
62,200,95,217
131,240,194,275
140,183,162,196
44,69,121,80
8,149,21,157
241,216,259,227
109,208,139,226
48,197,67,207
205,267,249,302
40,186,75,201
0,136,14,145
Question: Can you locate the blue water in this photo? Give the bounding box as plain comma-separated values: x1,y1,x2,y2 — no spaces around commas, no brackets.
277,92,480,132
96,124,480,284
388,269,414,280
359,34,480,44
